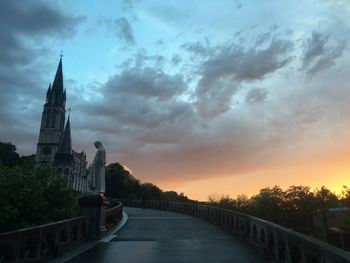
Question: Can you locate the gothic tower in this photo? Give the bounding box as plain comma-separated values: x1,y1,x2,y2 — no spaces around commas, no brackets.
54,116,74,180
36,58,66,164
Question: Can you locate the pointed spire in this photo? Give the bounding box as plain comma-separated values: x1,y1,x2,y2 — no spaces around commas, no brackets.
46,83,51,94
57,116,72,154
52,57,64,94
46,83,51,104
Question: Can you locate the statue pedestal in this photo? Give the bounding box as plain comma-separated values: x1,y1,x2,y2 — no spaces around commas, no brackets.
79,194,109,240
99,194,109,232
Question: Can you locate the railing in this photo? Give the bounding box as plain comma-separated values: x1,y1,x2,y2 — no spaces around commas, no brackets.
122,200,350,263
0,201,123,262
105,202,123,230
0,216,87,262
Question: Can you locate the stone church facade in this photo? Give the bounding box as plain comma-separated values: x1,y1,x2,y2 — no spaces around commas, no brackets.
36,58,88,195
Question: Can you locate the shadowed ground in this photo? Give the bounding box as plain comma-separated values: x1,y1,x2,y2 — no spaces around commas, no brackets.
68,207,267,263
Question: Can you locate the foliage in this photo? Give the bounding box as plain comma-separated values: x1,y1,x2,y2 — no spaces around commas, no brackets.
105,162,190,202
106,163,141,199
0,163,79,233
208,185,343,237
314,186,339,241
0,142,20,167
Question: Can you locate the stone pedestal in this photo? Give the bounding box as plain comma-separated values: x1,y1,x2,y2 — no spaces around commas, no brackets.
99,194,110,232
79,194,109,240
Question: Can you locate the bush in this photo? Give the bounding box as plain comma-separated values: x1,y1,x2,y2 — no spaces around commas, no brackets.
0,164,79,233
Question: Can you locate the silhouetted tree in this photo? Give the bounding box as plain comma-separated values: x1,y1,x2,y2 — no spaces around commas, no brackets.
105,163,141,199
314,186,339,241
284,185,315,233
250,186,286,225
141,182,162,200
0,142,20,167
233,194,251,213
341,186,350,208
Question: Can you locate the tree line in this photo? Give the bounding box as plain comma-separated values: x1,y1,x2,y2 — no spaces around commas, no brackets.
105,162,190,202
208,185,350,250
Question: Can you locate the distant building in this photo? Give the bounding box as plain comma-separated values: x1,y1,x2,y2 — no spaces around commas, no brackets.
35,57,88,195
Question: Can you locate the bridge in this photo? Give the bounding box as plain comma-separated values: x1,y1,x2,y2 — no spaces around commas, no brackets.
1,200,349,262
67,207,265,263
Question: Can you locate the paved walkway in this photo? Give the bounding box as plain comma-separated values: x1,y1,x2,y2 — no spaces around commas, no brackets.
68,207,266,263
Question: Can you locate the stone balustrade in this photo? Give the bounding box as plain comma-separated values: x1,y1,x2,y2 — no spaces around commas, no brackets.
121,199,350,263
0,216,87,262
0,201,123,262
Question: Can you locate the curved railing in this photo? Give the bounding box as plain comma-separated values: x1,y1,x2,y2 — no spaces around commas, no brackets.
0,202,123,262
0,216,87,262
105,202,123,229
121,200,350,263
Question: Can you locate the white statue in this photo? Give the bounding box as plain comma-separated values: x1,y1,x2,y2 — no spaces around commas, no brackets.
88,141,106,194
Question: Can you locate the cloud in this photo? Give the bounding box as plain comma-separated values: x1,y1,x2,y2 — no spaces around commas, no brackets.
104,17,136,46
77,57,195,146
181,40,211,58
121,0,136,12
0,1,84,68
245,88,269,104
193,37,293,117
0,0,84,153
171,54,182,66
301,31,346,76
255,32,271,46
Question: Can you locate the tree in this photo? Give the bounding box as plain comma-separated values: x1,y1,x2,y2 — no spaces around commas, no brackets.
0,164,78,233
233,194,251,213
141,182,162,200
0,142,20,167
284,185,315,233
105,163,142,199
314,186,339,241
250,186,286,225
341,186,350,208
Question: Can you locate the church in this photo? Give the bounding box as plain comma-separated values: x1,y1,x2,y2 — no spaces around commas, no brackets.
35,57,88,195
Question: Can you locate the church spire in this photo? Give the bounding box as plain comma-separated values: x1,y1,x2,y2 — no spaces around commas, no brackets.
57,116,72,154
52,57,64,94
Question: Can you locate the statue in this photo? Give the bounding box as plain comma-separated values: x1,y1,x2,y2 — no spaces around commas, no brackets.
88,141,106,194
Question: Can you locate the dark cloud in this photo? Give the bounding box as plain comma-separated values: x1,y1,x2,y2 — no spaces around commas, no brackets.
0,1,84,68
105,17,136,46
0,0,84,154
76,58,195,145
105,67,186,101
171,54,182,66
302,32,328,68
245,88,269,104
194,37,293,117
255,32,271,46
0,1,84,39
302,31,346,76
181,39,211,58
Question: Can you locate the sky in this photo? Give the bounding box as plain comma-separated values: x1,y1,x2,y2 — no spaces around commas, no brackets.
1,0,350,200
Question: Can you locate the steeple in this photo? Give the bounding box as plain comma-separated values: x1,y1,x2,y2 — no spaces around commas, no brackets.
52,57,64,94
46,83,51,104
57,116,72,154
